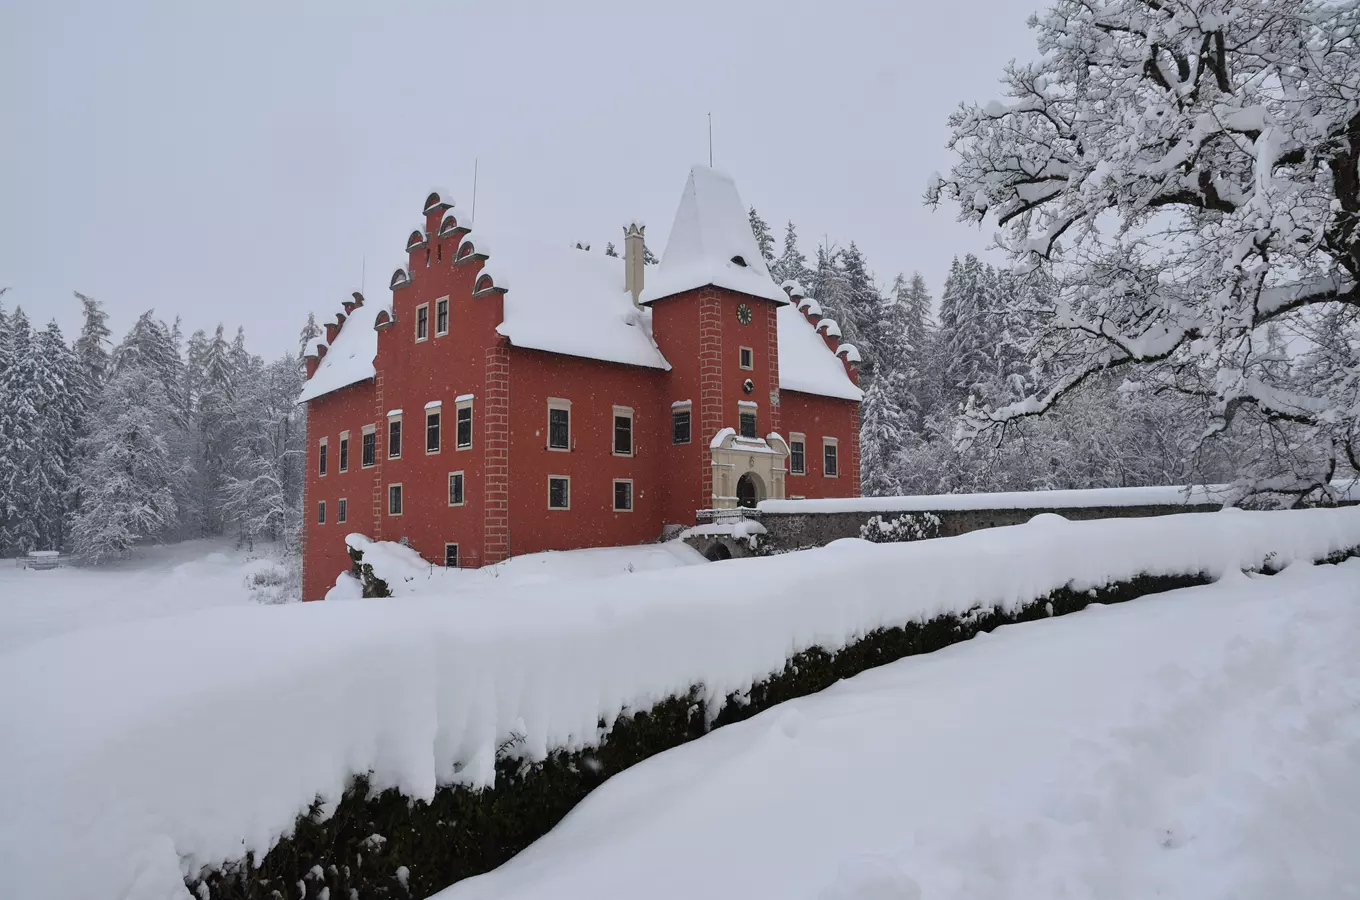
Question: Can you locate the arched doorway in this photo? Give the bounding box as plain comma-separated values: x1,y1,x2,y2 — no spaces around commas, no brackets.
736,472,764,509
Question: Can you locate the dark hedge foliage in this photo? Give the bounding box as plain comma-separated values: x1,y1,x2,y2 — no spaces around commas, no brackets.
190,548,1354,900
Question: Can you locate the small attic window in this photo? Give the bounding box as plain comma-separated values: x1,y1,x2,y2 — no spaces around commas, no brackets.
730,255,748,267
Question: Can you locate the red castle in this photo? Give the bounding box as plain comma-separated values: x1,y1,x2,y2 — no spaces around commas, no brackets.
299,167,862,600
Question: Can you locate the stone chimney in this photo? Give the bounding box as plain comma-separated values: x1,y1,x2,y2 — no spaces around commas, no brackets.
623,222,645,307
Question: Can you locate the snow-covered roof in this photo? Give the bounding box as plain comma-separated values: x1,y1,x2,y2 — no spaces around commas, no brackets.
777,304,863,401
488,232,670,370
298,168,860,403
297,294,389,404
639,166,789,306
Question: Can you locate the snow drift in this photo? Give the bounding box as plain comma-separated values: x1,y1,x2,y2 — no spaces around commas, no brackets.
2,507,1359,900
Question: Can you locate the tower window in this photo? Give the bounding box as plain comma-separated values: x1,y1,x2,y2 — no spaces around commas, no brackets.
739,346,754,370
730,255,747,267
672,408,691,444
739,410,757,439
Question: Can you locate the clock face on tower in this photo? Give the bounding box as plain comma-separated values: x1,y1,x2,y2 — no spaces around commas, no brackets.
736,303,753,325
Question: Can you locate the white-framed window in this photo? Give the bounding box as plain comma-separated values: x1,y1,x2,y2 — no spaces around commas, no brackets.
318,437,328,476
823,437,839,477
444,543,459,568
672,403,692,445
789,432,806,476
337,497,348,523
338,430,350,473
362,424,377,468
738,402,757,439
739,346,754,370
317,500,326,524
415,303,429,341
435,297,450,336
547,398,571,451
386,416,401,460
388,483,404,516
448,471,465,506
548,475,570,510
456,397,473,450
426,406,441,454
613,478,633,512
613,406,633,456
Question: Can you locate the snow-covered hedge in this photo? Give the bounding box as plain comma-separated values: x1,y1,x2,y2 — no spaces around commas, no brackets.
859,512,942,543
3,508,1359,900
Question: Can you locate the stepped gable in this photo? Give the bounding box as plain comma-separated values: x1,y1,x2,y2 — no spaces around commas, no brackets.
298,288,388,403
776,281,862,400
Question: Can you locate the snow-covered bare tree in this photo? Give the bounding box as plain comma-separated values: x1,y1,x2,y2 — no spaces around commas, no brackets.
928,0,1360,504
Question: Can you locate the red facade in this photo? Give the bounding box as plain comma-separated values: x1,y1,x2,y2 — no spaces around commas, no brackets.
300,183,861,601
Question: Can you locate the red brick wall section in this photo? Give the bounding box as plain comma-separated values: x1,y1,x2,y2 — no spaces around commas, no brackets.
301,379,379,601
504,347,665,556
765,301,782,436
778,389,861,500
698,292,724,506
483,345,510,564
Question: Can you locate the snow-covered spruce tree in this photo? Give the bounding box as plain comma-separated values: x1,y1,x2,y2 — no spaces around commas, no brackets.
748,206,776,269
70,367,179,562
72,292,112,388
770,221,813,287
0,309,39,552
27,323,81,551
297,313,322,361
222,355,304,549
928,0,1360,505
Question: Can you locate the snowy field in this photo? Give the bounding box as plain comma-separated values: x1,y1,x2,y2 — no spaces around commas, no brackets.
443,561,1360,900
0,540,271,655
2,509,1358,900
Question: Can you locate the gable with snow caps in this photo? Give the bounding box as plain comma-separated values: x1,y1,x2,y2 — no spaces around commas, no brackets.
297,288,390,403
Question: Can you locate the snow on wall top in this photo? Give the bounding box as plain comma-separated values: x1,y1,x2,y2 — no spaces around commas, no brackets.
638,166,789,307
776,304,863,402
488,232,670,370
759,484,1246,514
297,292,389,403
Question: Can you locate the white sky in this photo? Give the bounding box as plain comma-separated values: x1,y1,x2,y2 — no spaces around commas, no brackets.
2,0,1037,359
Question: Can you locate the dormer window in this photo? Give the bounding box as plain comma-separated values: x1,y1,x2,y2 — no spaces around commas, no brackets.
730,255,747,267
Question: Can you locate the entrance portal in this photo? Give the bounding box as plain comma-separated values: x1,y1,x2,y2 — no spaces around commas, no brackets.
736,472,761,509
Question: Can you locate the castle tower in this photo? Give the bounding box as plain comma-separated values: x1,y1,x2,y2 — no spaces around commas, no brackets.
640,166,792,519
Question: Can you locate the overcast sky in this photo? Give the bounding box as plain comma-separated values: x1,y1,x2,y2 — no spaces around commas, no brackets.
3,0,1038,359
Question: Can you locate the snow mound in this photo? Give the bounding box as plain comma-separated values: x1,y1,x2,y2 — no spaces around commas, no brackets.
3,508,1358,899
440,560,1360,900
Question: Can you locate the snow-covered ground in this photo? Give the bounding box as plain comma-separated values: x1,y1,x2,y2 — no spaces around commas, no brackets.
2,509,1357,900
0,540,272,655
337,536,706,597
443,561,1360,900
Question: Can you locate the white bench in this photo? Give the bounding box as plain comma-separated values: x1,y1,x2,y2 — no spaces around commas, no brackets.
18,551,65,571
